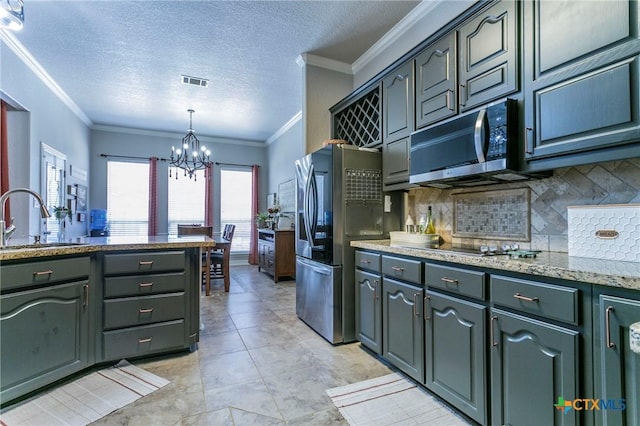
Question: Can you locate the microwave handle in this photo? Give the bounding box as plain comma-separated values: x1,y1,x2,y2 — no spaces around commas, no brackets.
474,108,487,163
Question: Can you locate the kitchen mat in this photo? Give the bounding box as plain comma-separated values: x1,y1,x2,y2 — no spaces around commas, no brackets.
0,360,169,426
327,373,470,426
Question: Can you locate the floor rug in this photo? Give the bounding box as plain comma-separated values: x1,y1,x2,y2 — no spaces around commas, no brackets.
0,360,169,426
327,373,470,426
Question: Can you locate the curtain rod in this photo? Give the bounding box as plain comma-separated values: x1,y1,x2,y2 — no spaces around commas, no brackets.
214,162,254,167
100,154,168,161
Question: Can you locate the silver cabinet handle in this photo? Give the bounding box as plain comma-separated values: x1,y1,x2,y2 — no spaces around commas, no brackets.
474,108,487,163
413,293,420,316
524,127,534,154
514,293,539,303
446,90,454,111
139,282,153,288
391,266,404,272
605,306,616,349
491,315,498,347
139,260,154,266
424,295,430,321
33,269,53,277
138,337,152,344
139,308,154,314
83,283,89,308
374,280,379,300
441,277,458,284
459,83,466,106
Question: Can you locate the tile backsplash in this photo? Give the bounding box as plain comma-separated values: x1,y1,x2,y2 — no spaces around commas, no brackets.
408,158,640,252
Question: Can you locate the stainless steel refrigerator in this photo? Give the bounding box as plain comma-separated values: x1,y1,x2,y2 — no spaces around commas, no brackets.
295,144,383,344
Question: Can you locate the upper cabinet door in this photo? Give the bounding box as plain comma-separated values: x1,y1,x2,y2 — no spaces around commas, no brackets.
458,0,518,111
523,0,640,163
415,32,457,129
383,61,414,142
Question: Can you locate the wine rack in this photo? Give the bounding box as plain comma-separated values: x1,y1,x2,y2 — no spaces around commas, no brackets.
333,87,381,148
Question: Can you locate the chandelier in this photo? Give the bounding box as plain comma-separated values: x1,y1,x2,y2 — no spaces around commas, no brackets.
0,0,24,31
170,109,212,180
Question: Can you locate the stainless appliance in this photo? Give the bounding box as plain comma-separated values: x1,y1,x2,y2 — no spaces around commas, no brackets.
410,99,546,187
295,144,382,344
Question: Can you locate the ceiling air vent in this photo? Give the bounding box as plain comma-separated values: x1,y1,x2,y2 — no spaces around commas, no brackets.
181,75,209,88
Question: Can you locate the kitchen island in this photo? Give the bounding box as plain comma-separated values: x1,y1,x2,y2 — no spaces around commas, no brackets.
351,239,639,426
0,235,214,405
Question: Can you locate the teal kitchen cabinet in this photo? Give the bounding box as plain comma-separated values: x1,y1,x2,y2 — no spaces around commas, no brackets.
355,250,382,354
381,255,424,382
99,250,195,362
424,263,487,424
490,275,583,426
593,289,640,426
382,61,414,190
415,31,457,129
458,0,518,111
0,256,91,403
523,0,640,167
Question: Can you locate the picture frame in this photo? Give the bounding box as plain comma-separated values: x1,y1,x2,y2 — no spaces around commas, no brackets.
267,193,277,208
76,184,87,212
277,179,295,213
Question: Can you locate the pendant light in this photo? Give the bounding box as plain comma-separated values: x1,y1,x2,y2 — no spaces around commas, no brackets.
169,109,212,180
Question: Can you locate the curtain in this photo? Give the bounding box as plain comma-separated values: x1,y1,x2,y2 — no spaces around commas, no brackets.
204,164,213,228
0,101,10,225
248,164,259,264
148,157,158,236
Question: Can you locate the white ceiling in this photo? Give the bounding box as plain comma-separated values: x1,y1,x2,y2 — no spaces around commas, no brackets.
7,0,423,142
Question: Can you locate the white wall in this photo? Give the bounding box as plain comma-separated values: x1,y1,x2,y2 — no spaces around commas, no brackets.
302,64,352,154
267,118,303,209
1,41,90,238
90,128,268,235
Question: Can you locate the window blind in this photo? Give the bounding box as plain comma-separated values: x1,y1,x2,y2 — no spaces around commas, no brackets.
107,161,149,236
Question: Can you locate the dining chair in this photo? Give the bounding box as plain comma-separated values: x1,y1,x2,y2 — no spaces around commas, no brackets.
210,224,235,292
177,224,213,295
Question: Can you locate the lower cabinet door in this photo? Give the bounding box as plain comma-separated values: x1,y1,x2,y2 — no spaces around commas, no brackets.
356,269,382,354
594,294,640,426
382,278,424,382
490,308,579,426
0,281,90,403
425,291,487,424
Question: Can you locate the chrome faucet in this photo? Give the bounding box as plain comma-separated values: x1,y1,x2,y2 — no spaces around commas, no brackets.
0,188,52,247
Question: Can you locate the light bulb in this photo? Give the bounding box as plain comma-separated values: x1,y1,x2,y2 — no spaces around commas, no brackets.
200,145,206,152
175,149,182,155
183,143,189,149
205,150,211,156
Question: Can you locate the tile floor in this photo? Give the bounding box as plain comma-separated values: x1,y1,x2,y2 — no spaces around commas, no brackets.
91,265,391,425
91,265,467,426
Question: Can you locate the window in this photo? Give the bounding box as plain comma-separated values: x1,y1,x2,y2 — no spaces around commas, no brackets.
220,168,252,252
167,169,205,235
107,161,149,236
41,144,66,238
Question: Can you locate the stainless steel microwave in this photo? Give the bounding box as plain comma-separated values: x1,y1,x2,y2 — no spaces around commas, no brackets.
409,99,540,188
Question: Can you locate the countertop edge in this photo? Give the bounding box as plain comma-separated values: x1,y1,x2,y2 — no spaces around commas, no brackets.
0,238,216,261
351,240,640,291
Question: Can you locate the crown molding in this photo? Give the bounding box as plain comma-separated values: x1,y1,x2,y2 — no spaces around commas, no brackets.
296,53,353,74
91,124,266,148
266,110,302,145
352,0,441,74
0,30,92,126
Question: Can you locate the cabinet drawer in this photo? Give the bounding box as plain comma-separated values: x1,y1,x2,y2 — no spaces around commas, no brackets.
490,275,578,325
103,293,185,329
426,263,486,300
104,272,185,298
1,256,90,291
103,320,186,361
356,251,381,273
382,255,422,285
104,251,185,275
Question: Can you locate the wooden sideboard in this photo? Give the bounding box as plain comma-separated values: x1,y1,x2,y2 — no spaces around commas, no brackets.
257,229,295,282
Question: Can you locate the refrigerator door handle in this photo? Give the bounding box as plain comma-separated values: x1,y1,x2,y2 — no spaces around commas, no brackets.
309,167,319,240
304,164,315,248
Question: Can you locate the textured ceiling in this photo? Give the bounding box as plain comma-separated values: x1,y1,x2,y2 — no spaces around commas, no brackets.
10,0,421,142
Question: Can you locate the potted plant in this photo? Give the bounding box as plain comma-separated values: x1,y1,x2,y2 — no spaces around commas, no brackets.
256,211,270,229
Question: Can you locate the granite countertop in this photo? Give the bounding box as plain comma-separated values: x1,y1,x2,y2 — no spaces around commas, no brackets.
351,240,640,291
0,235,216,261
